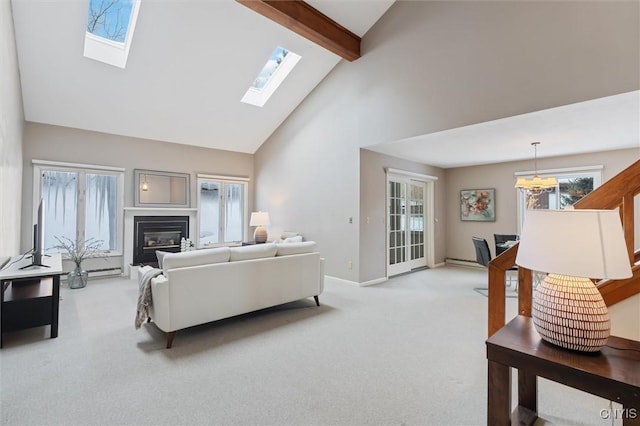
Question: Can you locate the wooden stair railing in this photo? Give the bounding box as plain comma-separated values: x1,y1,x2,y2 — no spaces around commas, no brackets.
488,159,640,337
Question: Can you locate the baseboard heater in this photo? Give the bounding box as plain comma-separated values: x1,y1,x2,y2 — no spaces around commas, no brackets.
62,267,123,280
445,258,483,268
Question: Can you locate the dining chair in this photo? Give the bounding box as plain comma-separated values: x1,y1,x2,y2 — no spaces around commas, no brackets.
493,234,518,256
472,236,517,297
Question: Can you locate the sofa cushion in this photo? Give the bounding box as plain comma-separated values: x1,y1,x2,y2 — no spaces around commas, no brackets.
276,241,317,256
275,232,303,244
229,243,277,261
280,231,301,239
162,247,230,273
283,235,303,243
155,250,171,269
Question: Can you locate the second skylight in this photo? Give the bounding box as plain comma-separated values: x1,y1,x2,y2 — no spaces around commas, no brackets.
241,46,301,107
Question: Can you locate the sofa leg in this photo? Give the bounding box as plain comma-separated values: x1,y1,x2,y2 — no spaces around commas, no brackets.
166,331,176,349
314,295,320,306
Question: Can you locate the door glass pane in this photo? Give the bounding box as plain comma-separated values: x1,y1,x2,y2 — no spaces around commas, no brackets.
41,170,77,252
409,183,424,261
388,176,429,274
389,181,404,265
85,173,117,251
199,181,221,246
224,183,243,242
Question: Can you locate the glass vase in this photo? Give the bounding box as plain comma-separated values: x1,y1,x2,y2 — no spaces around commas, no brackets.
68,265,88,289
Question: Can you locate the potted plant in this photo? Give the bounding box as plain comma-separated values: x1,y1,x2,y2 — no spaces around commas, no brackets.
53,236,106,289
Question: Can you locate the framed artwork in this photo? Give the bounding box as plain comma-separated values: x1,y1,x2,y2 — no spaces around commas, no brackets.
460,188,495,222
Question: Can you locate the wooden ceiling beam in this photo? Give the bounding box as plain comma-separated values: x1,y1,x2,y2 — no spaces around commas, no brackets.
237,0,361,62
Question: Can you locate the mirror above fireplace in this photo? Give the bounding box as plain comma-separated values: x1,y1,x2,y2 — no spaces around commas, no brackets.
134,169,190,208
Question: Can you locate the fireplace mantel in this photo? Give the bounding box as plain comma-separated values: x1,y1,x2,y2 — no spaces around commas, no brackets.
133,216,189,265
123,207,198,277
124,207,197,212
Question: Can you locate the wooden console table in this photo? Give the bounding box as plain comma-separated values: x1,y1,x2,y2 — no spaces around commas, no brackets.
0,253,63,348
487,315,640,426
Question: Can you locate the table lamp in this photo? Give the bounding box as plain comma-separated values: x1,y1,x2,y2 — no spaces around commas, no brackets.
250,211,270,243
515,208,632,352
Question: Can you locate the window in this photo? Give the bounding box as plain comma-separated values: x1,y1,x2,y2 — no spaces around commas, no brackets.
33,161,124,255
83,0,142,68
516,166,603,233
241,46,302,107
197,174,249,247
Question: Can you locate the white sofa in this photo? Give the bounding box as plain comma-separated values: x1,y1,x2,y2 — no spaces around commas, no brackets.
147,241,324,348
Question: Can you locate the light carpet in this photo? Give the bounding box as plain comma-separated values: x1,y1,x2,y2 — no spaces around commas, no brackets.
0,266,620,425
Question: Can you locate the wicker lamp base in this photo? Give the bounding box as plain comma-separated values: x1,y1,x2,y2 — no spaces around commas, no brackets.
532,273,610,352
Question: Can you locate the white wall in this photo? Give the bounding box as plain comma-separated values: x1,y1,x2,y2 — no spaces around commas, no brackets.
609,294,640,340
0,0,24,259
254,1,640,282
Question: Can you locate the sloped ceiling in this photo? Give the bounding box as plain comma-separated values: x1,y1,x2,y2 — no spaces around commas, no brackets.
11,0,394,154
11,1,640,167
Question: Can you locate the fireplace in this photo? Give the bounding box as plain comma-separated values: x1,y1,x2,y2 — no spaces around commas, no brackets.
133,216,189,266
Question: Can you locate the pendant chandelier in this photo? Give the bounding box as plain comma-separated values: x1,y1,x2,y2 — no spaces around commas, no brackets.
515,142,558,193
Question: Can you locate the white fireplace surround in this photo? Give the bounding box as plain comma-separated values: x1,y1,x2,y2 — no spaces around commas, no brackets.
123,207,197,276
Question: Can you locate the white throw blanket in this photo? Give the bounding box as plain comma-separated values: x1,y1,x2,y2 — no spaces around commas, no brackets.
135,267,163,329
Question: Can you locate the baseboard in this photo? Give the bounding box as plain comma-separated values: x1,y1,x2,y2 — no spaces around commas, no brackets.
324,275,359,286
359,277,388,287
325,275,389,287
324,275,389,287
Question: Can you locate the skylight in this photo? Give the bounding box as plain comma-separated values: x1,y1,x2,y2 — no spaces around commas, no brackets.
83,0,141,68
241,46,301,107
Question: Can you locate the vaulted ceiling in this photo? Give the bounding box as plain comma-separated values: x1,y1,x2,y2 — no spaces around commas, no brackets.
11,0,640,168
11,0,394,154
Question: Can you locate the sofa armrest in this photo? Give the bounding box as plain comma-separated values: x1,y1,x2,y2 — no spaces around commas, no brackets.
149,274,171,332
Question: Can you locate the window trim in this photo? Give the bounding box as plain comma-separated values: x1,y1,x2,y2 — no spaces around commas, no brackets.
32,160,125,256
196,173,250,248
515,165,603,234
83,0,142,68
241,46,302,107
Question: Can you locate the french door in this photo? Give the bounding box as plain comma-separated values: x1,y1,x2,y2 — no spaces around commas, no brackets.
387,175,428,276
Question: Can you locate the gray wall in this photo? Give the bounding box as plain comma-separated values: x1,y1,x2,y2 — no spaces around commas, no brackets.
254,1,640,283
21,122,254,254
0,0,24,258
446,148,639,262
359,149,446,282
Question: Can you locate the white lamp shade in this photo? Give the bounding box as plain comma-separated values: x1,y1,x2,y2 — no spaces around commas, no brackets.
516,209,631,279
249,211,270,227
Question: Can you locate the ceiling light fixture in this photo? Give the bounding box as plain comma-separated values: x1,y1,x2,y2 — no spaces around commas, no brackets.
515,142,558,208
515,142,558,192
